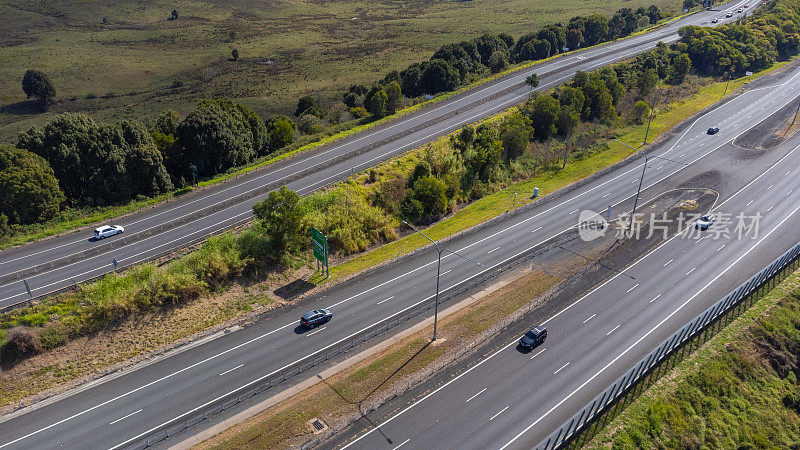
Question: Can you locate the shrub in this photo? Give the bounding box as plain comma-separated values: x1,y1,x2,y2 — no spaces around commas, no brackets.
175,233,250,287
632,100,651,125
297,114,325,135
350,107,369,119
40,323,67,350
1,326,41,364
303,190,398,254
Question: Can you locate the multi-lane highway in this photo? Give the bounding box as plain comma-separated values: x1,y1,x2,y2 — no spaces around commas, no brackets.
0,14,795,450
331,80,800,449
0,1,752,309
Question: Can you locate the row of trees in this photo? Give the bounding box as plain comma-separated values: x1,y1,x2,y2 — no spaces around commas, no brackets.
392,6,664,98
1,100,297,228
292,6,665,125
676,4,800,76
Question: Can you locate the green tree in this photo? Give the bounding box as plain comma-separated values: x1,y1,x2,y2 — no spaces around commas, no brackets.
0,145,64,224
671,53,692,84
177,99,257,177
566,28,584,50
385,81,402,115
525,74,540,91
124,144,173,198
584,14,610,46
17,113,172,205
632,100,651,124
295,96,316,117
266,115,294,151
365,88,388,118
637,68,658,97
556,108,579,137
422,59,460,94
400,64,424,97
22,70,56,106
558,86,585,114
231,48,239,60
408,161,432,187
466,124,503,181
409,176,448,220
252,186,303,259
527,95,561,141
488,51,509,74
500,113,532,161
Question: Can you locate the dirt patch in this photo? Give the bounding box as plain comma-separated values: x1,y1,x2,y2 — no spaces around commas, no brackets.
733,93,800,150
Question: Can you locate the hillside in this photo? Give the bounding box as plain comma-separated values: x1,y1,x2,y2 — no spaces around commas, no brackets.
0,0,680,142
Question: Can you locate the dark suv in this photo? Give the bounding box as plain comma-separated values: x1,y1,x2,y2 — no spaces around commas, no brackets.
707,126,720,135
519,326,547,351
300,309,332,329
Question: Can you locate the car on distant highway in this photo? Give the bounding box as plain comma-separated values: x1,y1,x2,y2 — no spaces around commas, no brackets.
738,8,744,13
695,214,715,230
711,18,719,23
744,4,749,7
93,225,124,239
519,326,547,351
300,309,332,329
707,126,720,135
726,11,733,17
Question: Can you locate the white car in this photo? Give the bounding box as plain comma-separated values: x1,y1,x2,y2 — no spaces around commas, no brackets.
694,214,715,231
94,225,124,239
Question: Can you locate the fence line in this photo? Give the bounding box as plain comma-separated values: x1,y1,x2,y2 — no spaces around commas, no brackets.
536,238,800,449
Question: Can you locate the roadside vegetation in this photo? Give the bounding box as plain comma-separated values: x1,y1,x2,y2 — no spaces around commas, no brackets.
2,0,799,398
586,269,800,449
0,3,676,247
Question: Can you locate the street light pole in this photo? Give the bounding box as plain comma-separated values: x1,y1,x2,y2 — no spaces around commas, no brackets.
643,88,659,145
402,221,481,341
612,139,650,230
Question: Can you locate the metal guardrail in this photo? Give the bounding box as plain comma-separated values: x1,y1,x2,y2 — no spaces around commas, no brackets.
537,238,800,449
122,232,578,448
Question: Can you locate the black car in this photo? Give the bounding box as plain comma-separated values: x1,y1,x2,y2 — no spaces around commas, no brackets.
707,126,720,135
519,326,547,351
300,309,332,329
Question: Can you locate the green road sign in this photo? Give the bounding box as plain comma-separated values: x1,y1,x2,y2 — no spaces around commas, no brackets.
312,227,328,276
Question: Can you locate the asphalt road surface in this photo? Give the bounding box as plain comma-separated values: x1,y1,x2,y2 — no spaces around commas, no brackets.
330,82,800,448
0,0,753,309
0,18,795,450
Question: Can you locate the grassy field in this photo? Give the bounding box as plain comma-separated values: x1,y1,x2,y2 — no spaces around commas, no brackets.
586,268,800,449
0,0,682,142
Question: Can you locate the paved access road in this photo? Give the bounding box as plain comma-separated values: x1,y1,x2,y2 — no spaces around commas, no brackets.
0,1,753,309
0,18,793,449
332,81,800,449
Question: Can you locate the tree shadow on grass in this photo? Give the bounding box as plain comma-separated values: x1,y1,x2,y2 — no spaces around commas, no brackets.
0,100,45,116
316,340,431,445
